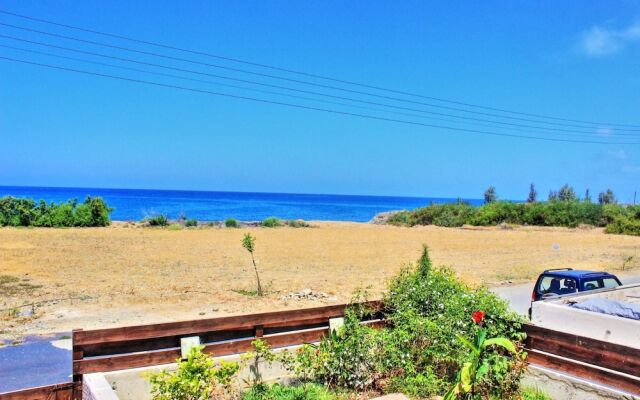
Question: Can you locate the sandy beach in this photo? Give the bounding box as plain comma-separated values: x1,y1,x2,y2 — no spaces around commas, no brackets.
1,221,639,341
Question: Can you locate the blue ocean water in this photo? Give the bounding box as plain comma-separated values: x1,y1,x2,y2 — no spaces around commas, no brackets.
0,186,482,222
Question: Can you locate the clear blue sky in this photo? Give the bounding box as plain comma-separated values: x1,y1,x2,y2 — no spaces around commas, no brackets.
1,1,639,201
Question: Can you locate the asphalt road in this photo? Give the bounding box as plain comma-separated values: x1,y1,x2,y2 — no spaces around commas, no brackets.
0,336,72,393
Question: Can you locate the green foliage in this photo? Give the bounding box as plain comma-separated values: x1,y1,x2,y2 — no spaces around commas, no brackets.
242,233,263,296
390,200,640,234
261,217,283,227
146,215,169,226
185,219,198,227
411,202,476,227
558,184,577,202
484,186,497,204
149,346,239,400
225,218,240,228
520,387,552,400
242,383,340,400
286,219,311,228
276,248,525,398
0,196,112,227
605,215,640,236
443,322,523,400
599,189,617,205
167,223,183,231
526,184,537,203
387,211,412,226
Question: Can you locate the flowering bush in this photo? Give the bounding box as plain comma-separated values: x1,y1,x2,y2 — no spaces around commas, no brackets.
278,246,526,398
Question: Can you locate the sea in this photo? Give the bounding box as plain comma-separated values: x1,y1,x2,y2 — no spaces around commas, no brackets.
0,186,482,222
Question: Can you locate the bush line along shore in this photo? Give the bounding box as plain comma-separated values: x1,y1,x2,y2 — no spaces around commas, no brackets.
1,184,639,235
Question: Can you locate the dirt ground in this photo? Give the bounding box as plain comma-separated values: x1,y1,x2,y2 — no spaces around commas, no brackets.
1,222,639,341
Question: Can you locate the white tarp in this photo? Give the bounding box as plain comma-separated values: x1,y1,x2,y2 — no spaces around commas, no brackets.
570,298,640,321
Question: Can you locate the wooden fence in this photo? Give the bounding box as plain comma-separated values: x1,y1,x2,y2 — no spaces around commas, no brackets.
0,382,76,400
523,324,640,396
1,301,639,399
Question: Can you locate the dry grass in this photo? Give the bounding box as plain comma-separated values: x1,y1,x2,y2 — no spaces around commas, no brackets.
0,222,638,339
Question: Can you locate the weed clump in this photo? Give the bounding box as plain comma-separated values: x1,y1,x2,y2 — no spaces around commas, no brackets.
261,217,282,227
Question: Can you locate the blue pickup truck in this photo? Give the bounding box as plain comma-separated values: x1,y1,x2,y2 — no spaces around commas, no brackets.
529,268,622,317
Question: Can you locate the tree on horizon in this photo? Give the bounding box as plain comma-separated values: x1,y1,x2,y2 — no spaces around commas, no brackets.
484,186,497,203
598,189,617,205
558,184,577,202
527,183,537,203
584,188,592,203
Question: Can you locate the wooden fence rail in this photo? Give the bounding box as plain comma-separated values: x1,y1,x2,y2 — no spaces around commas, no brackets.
2,301,639,399
523,324,640,396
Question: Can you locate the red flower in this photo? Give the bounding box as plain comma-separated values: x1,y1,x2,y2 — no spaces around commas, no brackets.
471,310,485,324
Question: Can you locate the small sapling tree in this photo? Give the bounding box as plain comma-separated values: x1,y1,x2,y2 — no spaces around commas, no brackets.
242,233,263,296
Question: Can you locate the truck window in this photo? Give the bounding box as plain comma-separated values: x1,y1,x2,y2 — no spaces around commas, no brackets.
602,278,620,288
538,276,577,295
582,279,601,290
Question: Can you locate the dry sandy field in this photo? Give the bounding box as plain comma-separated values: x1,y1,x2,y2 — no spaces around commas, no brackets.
1,222,639,341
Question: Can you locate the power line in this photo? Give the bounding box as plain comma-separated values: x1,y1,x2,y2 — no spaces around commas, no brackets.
2,33,638,139
2,9,639,129
2,55,638,145
3,21,639,133
2,42,621,140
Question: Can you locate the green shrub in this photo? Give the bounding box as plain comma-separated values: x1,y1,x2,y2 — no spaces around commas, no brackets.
261,217,283,228
606,216,640,236
0,196,112,227
225,218,239,228
149,346,239,400
167,223,182,231
411,202,476,227
286,219,311,228
185,219,198,227
520,386,552,400
278,247,525,398
242,383,339,400
396,200,640,234
146,215,168,227
387,211,412,226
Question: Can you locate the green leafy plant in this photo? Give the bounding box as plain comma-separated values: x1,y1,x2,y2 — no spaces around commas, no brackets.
185,219,198,227
484,186,497,204
443,310,523,399
149,346,239,400
520,386,552,400
225,218,240,228
0,196,112,227
242,233,263,296
389,198,640,235
242,382,340,400
261,217,283,228
146,214,169,227
286,219,311,228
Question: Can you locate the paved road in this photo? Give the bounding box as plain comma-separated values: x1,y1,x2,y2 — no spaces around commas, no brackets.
0,337,71,393
492,274,640,315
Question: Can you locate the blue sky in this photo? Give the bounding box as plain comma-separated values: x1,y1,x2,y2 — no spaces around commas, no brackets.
1,1,639,201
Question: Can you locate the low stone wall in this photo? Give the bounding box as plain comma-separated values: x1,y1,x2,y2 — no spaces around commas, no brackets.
523,365,638,400
84,345,298,400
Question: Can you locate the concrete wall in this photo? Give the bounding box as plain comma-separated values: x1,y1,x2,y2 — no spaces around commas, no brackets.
93,345,299,400
83,373,119,400
531,283,640,348
523,365,639,400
